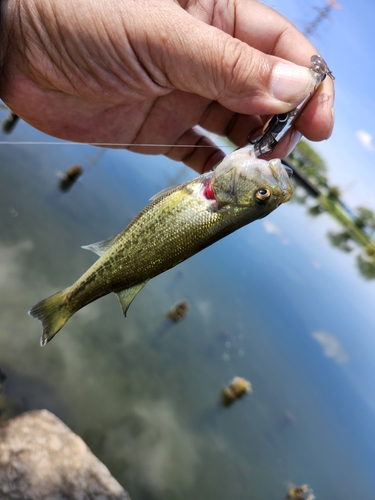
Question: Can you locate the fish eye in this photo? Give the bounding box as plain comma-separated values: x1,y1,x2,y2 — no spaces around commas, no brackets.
255,188,271,202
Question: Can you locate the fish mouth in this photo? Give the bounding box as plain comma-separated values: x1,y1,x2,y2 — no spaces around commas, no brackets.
283,165,293,178
268,159,294,202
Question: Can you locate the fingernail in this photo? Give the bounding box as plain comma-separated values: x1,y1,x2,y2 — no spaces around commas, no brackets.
321,93,335,138
286,129,302,155
270,63,316,104
328,106,335,138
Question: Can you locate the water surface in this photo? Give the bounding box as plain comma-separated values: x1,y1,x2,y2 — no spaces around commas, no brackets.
1,117,375,500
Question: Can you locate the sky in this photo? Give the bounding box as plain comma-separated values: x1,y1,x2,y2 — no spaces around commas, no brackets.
264,0,375,210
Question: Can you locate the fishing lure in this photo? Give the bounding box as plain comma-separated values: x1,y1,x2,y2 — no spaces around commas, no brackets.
250,55,334,157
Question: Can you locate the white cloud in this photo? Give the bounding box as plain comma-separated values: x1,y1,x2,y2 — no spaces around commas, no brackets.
262,220,290,245
356,130,374,152
105,400,200,493
196,300,212,320
311,330,349,364
263,220,282,236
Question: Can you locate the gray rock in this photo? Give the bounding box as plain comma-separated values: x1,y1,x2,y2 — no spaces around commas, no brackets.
0,409,131,500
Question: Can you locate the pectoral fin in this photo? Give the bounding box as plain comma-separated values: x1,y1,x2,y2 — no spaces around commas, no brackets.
81,234,119,257
115,281,148,317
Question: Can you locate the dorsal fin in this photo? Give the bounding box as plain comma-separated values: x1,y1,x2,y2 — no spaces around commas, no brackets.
149,184,180,202
81,234,119,257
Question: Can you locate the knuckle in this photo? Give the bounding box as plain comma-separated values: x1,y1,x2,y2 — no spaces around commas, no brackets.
216,36,264,101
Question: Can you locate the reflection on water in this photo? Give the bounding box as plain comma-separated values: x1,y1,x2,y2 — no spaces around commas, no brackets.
1,117,375,499
287,141,375,280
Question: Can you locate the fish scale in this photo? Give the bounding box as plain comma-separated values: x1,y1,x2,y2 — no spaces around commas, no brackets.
29,145,294,345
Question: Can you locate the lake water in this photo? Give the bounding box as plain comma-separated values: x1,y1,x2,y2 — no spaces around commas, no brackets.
1,116,375,500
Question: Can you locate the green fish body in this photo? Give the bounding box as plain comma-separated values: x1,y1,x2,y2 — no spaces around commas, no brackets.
29,145,294,345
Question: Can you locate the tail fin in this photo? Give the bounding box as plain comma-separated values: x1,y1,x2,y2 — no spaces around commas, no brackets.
29,289,72,346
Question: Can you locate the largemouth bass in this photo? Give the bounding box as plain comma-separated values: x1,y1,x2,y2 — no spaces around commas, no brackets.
29,145,294,345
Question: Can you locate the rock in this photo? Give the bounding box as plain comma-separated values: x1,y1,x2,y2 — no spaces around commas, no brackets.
0,409,131,500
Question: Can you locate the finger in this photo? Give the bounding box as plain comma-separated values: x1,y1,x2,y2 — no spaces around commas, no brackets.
198,100,263,146
182,0,334,142
124,89,226,173
230,0,335,141
165,128,225,174
261,128,302,161
147,3,322,117
294,85,335,141
129,90,210,150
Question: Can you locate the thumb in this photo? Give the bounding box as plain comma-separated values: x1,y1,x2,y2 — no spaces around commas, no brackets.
152,10,317,116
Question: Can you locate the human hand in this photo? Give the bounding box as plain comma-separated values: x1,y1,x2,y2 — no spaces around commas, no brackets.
0,0,334,173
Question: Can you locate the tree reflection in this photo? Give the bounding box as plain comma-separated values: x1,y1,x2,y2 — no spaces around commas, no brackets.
308,204,324,217
354,206,375,238
326,185,342,201
327,230,353,252
287,140,375,280
288,140,328,188
357,254,375,280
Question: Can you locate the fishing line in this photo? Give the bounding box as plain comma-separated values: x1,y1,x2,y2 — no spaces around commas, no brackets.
0,141,233,147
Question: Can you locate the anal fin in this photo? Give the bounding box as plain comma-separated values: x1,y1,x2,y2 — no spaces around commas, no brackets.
115,281,148,317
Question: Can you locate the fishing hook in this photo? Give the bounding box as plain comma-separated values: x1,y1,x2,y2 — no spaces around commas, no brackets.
249,55,334,157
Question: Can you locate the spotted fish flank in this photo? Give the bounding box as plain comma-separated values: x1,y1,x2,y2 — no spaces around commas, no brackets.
29,145,294,345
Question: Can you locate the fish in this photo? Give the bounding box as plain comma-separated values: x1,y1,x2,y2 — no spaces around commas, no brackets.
29,145,294,345
221,376,252,407
166,300,190,323
58,165,83,192
2,112,19,134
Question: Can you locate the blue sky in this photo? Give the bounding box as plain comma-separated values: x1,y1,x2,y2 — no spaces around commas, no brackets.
264,0,375,210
